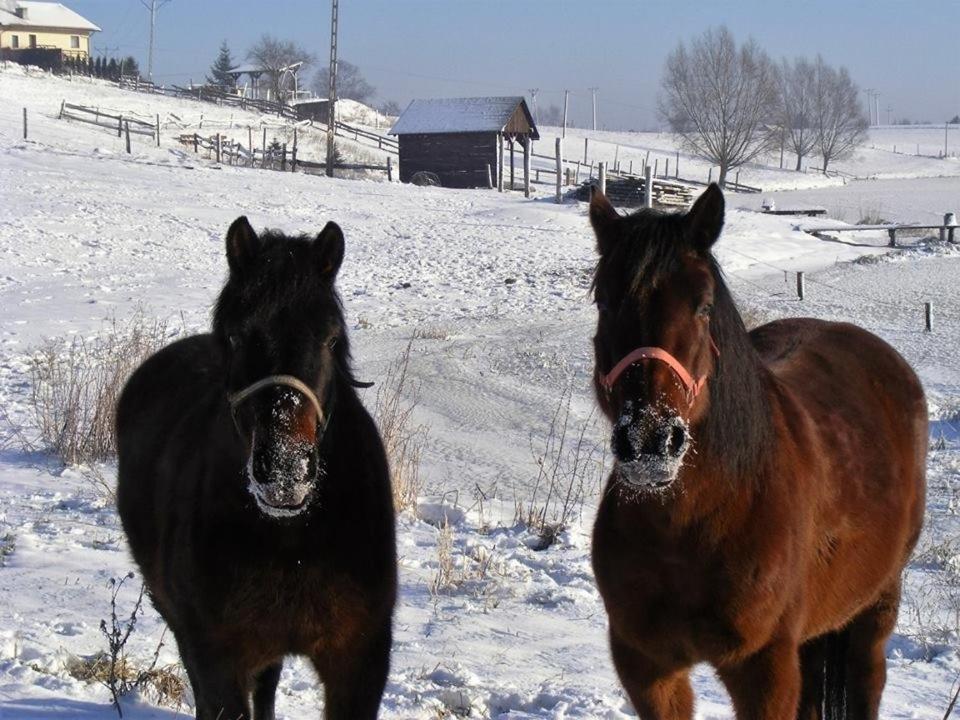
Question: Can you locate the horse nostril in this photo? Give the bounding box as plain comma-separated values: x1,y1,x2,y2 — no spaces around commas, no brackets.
666,425,687,457
613,424,638,463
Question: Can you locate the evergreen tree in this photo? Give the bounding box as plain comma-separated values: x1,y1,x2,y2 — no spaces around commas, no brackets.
108,58,119,81
94,56,103,77
207,41,236,89
86,56,94,76
121,56,141,79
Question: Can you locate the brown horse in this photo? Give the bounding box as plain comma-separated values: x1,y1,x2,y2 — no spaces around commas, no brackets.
588,184,926,719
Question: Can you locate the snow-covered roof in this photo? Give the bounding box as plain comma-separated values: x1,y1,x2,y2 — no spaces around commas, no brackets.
389,96,537,137
0,1,100,32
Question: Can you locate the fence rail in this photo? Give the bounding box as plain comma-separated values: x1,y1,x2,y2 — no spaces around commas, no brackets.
59,100,158,139
175,132,393,179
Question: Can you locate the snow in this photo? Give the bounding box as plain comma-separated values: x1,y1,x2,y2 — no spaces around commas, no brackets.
390,97,533,136
0,65,959,718
0,1,100,32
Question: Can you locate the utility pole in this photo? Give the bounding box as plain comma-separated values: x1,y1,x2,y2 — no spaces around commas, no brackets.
528,88,539,126
138,0,171,82
864,88,874,125
873,91,880,129
589,87,598,131
562,89,569,138
886,105,893,125
326,0,339,177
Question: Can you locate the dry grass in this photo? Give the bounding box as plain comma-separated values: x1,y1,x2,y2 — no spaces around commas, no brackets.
429,521,499,599
70,572,186,717
27,309,169,466
374,340,429,514
517,384,606,549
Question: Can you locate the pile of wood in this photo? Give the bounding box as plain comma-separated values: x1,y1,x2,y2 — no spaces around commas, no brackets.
572,176,695,209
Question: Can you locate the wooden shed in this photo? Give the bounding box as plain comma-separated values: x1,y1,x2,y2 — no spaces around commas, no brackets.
389,96,539,189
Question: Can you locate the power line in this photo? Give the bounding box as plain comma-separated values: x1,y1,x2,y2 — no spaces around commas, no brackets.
137,0,172,82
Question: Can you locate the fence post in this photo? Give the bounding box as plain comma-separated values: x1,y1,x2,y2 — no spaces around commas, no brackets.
925,302,933,332
665,158,670,178
654,158,658,177
156,114,161,147
125,121,131,154
387,156,393,182
598,161,607,196
216,133,221,164
498,133,504,192
118,115,123,138
555,137,563,204
58,99,64,120
708,167,713,184
281,143,287,171
796,271,805,300
575,160,581,184
486,163,493,189
644,165,652,208
675,150,679,178
629,160,633,175
22,107,27,139
584,137,588,164
735,170,741,188
523,136,531,198
193,133,198,153
888,228,897,247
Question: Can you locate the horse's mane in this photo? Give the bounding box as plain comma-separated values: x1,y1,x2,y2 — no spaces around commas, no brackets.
212,230,364,389
593,208,773,484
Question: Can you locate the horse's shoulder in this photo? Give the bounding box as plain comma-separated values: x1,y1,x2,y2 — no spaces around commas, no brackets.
118,333,224,425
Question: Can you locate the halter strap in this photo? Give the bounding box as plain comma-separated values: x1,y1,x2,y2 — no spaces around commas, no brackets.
599,339,719,405
228,375,325,427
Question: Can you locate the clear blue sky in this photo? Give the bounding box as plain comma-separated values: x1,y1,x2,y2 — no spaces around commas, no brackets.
70,0,958,130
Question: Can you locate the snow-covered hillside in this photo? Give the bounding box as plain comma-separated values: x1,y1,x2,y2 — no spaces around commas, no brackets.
1,67,959,719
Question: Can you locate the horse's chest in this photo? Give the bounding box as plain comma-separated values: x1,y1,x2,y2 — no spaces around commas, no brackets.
594,523,786,664
215,563,373,657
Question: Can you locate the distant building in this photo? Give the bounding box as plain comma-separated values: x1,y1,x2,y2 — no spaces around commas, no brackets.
389,96,539,188
0,1,100,60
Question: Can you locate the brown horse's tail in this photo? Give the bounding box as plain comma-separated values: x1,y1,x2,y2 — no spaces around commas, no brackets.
823,629,849,720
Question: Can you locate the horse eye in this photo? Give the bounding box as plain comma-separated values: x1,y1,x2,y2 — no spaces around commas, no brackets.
699,303,714,318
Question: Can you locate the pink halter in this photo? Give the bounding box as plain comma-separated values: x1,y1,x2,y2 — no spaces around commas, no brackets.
599,339,719,405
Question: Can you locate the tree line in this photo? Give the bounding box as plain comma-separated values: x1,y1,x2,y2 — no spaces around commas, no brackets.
63,55,141,82
205,38,401,116
660,26,868,183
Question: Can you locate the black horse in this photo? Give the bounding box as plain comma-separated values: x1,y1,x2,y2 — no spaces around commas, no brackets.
116,217,397,720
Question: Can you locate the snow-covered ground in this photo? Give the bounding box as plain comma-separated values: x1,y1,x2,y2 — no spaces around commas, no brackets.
1,66,959,718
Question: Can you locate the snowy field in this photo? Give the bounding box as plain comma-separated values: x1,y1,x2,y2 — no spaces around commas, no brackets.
1,66,959,718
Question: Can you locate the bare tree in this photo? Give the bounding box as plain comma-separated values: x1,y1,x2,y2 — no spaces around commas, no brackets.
777,57,817,171
539,104,562,126
246,35,314,103
659,26,777,186
312,60,376,104
812,56,868,174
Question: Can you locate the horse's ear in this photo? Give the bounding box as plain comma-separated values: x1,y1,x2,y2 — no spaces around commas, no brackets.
315,221,345,278
684,183,725,253
226,216,261,274
589,185,620,255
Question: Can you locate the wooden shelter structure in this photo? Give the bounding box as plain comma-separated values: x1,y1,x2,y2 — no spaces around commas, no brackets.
389,96,539,190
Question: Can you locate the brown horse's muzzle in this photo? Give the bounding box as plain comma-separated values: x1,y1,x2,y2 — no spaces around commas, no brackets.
612,402,690,490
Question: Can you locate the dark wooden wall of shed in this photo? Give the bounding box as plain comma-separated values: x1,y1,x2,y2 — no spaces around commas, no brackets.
398,131,498,188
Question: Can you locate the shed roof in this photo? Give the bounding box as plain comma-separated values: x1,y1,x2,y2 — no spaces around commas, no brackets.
0,1,100,31
389,96,538,139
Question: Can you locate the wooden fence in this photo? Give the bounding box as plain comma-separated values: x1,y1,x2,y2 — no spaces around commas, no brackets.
59,101,159,141
176,132,393,179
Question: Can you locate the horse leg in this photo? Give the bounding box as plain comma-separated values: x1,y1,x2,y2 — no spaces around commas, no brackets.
313,620,392,720
252,661,283,720
180,642,252,720
718,635,801,720
796,636,826,720
609,634,694,720
843,581,901,719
